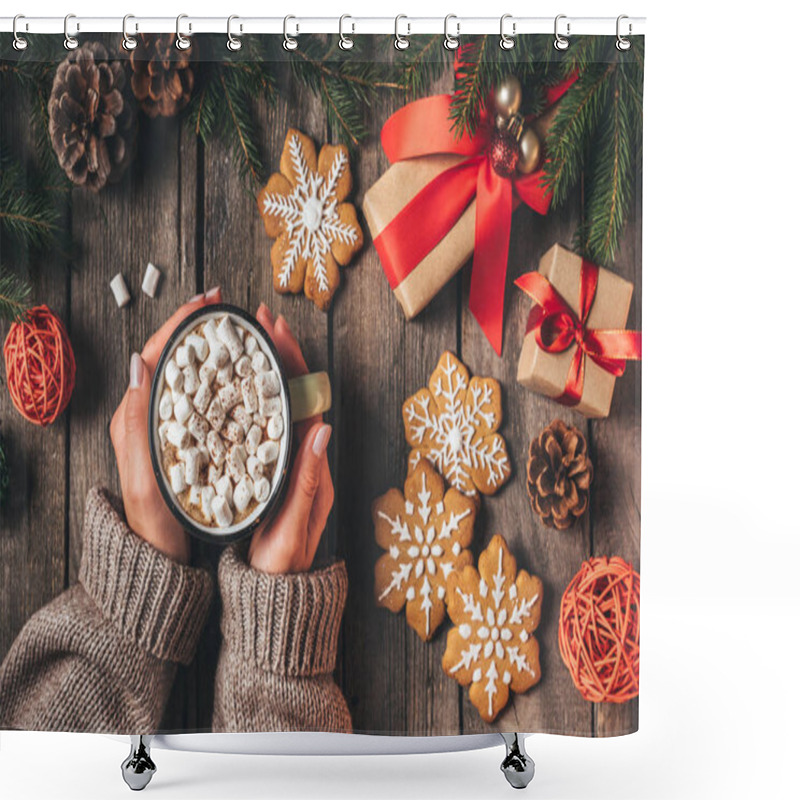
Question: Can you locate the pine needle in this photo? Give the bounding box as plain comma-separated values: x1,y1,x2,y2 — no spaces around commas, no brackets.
0,268,32,323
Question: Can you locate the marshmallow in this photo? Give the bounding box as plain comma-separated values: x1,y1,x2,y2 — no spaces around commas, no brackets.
211,495,233,527
217,315,245,361
259,395,282,418
208,463,223,486
189,485,202,507
158,421,171,449
187,412,209,443
165,360,184,392
245,424,262,456
244,334,259,356
174,394,193,425
233,477,254,513
241,376,258,414
216,360,234,385
193,380,212,414
231,404,252,430
255,370,281,397
167,422,191,450
169,463,187,494
221,420,244,444
218,383,241,413
200,486,215,521
142,262,161,298
251,351,269,373
206,397,225,431
203,321,229,368
175,345,194,368
246,455,264,481
197,445,210,465
214,475,233,506
257,440,280,465
253,476,271,503
235,355,253,378
186,333,209,362
206,430,226,465
184,448,201,485
159,391,173,421
183,364,200,395
199,360,216,385
226,445,247,483
109,273,130,308
267,413,284,441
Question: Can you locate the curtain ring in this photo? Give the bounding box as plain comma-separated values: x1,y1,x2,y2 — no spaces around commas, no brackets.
394,15,410,51
499,14,515,50
64,14,79,50
554,14,570,51
12,14,28,51
283,15,298,51
175,14,191,51
443,14,459,51
616,15,632,51
121,14,137,51
339,15,354,50
227,15,242,51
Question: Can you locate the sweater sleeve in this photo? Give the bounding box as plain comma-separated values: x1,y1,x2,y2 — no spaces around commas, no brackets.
213,542,352,733
0,487,214,733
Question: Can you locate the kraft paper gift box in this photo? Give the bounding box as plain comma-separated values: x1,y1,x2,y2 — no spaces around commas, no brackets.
517,244,635,419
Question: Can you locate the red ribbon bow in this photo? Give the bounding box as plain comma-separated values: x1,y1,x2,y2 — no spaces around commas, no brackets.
514,260,642,406
375,80,575,356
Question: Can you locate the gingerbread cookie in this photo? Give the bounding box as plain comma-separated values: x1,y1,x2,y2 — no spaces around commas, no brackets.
403,351,511,497
258,128,363,311
442,534,543,723
373,460,475,640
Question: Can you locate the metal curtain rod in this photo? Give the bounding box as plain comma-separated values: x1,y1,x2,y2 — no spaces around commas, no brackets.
0,15,646,37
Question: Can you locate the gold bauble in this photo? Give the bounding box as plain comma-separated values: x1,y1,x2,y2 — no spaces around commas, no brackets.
517,127,542,174
494,75,522,119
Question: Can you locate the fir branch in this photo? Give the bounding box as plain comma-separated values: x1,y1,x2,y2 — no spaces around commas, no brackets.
450,37,489,138
218,71,263,183
0,268,32,323
398,35,449,101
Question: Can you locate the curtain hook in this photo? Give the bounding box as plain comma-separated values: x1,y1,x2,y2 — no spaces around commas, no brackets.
64,14,79,50
283,15,298,51
339,15,354,50
227,15,242,51
554,14,570,51
499,14,515,50
394,15,410,51
616,15,632,51
12,14,28,51
121,14,137,51
175,14,191,51
443,14,459,51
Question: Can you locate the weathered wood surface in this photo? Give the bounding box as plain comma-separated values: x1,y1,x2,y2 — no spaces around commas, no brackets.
0,46,640,738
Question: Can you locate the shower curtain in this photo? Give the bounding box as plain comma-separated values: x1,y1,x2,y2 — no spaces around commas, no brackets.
0,29,643,738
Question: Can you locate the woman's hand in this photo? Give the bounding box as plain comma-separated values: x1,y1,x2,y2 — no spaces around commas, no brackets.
248,304,333,574
109,287,222,564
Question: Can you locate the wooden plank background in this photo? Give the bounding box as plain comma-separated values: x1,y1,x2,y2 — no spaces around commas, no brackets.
0,39,640,737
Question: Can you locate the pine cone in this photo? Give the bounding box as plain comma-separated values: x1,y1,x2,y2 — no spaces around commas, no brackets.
48,42,136,191
130,34,195,118
527,420,593,530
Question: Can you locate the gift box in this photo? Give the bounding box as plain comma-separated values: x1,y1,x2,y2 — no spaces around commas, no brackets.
363,154,481,320
516,244,640,419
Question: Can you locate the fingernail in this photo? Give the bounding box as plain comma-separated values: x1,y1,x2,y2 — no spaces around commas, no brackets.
312,424,332,457
130,352,143,389
189,292,204,303
205,286,221,301
259,303,274,326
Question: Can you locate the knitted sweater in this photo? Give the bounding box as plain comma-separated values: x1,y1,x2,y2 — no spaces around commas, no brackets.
0,487,352,734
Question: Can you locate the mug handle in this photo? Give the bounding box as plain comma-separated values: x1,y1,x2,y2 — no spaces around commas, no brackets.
288,372,331,421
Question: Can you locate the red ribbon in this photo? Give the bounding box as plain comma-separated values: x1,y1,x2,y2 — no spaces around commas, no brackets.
514,261,642,406
376,82,574,356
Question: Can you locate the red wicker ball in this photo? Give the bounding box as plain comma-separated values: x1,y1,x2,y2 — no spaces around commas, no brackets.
3,305,76,427
558,556,640,703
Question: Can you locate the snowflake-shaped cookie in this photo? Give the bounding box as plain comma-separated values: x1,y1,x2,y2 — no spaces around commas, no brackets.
258,128,363,311
442,534,543,723
403,351,511,497
373,460,475,641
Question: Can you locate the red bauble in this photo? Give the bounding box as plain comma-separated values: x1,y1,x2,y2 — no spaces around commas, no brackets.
489,128,520,178
558,556,640,703
3,305,76,427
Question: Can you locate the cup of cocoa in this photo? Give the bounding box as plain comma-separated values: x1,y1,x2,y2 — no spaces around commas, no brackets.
148,304,331,544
